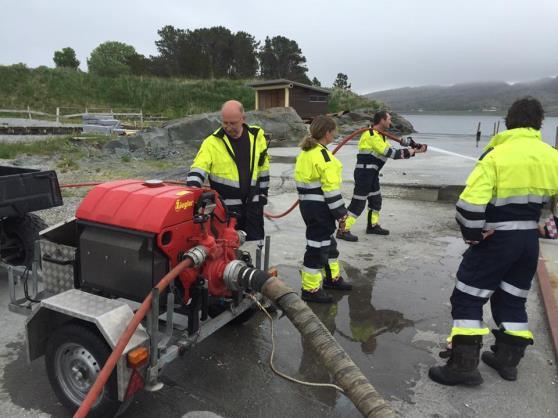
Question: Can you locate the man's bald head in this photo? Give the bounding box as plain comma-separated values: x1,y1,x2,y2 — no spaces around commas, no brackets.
221,100,245,138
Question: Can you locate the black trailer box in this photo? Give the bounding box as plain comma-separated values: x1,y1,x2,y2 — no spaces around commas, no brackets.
0,166,63,217
77,220,168,302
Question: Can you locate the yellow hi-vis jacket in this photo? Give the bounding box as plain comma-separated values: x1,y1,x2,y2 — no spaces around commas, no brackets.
356,129,413,170
294,143,347,220
186,125,270,208
456,127,558,241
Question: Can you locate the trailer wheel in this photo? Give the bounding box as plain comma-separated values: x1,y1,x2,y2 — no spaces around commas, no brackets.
45,322,128,418
0,213,47,267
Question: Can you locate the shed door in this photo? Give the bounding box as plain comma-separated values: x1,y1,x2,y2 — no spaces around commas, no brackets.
259,89,285,109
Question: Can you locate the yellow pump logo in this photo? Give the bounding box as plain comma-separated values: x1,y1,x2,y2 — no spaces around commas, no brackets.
175,199,194,212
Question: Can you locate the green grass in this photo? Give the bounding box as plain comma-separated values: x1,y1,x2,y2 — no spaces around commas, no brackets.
0,64,255,119
328,88,383,112
0,134,114,159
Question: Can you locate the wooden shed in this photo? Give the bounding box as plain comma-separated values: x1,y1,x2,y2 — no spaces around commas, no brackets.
248,79,331,119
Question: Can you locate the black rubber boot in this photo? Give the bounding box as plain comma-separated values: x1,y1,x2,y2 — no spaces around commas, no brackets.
336,229,359,242
301,288,333,303
481,329,533,381
366,224,390,235
428,335,484,386
323,276,353,291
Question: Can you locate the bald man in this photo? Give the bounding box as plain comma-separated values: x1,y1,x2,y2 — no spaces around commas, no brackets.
186,100,270,241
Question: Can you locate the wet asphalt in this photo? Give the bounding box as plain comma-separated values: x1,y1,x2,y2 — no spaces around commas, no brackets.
0,186,557,417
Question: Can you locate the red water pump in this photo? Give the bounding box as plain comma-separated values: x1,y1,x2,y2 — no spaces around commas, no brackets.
75,179,250,332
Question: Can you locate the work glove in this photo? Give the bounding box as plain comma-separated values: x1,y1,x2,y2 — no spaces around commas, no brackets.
400,136,413,147
259,194,268,206
337,214,348,231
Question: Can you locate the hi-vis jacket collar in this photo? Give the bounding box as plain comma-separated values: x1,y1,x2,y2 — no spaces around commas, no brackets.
484,128,542,151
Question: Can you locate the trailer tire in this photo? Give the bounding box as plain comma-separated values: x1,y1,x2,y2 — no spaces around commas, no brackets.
45,322,128,418
0,213,47,267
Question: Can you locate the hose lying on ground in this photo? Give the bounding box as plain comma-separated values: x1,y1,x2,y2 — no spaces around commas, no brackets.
252,273,398,418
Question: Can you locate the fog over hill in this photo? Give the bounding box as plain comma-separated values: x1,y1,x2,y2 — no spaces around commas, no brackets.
366,76,558,114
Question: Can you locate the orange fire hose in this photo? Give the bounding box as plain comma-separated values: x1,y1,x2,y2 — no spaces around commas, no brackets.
73,256,195,418
59,128,406,220
263,126,404,219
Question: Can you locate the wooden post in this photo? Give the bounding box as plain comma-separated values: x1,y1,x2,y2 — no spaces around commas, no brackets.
56,107,60,123
476,122,481,148
27,105,31,120
493,122,497,136
496,120,500,134
140,108,144,128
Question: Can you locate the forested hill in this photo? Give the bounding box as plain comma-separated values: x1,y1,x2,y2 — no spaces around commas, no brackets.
366,76,558,114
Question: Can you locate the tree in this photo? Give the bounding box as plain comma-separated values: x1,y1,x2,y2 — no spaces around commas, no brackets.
154,25,259,79
230,31,259,78
333,73,351,90
87,41,137,77
53,47,80,70
258,36,310,83
311,77,321,87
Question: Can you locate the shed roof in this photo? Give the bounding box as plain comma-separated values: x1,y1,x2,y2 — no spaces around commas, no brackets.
247,79,330,94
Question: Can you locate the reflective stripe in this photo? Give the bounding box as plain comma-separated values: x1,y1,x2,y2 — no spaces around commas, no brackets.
307,239,331,248
352,194,368,201
456,212,485,228
355,163,379,170
189,167,207,176
501,322,529,331
490,195,550,206
368,191,380,196
298,194,325,202
358,151,387,161
259,181,270,188
328,200,344,210
328,258,338,264
252,195,260,202
500,281,529,298
302,266,321,275
347,211,359,218
186,176,203,185
250,179,257,186
209,174,239,188
223,198,243,206
456,280,494,298
456,199,486,213
258,170,269,177
453,319,486,329
484,220,538,230
323,190,341,198
296,181,322,189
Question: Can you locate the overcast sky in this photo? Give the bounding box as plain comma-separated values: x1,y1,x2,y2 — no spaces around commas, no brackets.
2,0,557,93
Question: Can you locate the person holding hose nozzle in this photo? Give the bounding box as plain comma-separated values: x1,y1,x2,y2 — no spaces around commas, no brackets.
295,116,352,303
337,110,427,241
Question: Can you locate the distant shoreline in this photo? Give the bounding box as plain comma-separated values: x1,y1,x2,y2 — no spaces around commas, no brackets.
395,110,558,117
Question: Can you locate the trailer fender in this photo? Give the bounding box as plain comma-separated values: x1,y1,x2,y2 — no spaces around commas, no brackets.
26,289,149,400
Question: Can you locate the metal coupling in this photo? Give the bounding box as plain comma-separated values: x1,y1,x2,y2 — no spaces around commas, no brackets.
223,260,246,291
237,230,247,246
184,246,207,267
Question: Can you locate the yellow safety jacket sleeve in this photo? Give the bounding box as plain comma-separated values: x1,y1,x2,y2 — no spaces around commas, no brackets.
359,129,413,160
456,154,496,241
255,127,270,196
317,145,348,219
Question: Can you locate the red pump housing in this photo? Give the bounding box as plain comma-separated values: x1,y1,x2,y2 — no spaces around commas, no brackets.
76,179,243,303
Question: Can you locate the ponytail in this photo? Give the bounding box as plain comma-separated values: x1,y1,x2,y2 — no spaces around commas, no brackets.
298,115,337,151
